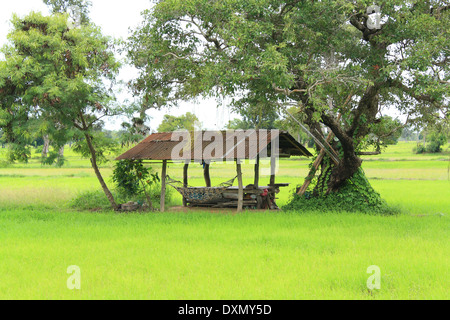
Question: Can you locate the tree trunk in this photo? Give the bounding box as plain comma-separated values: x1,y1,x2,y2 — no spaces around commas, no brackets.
84,132,120,211
57,145,64,164
328,153,362,193
183,161,189,207
140,179,154,211
77,112,119,211
203,161,211,187
42,135,50,158
316,115,362,193
319,85,380,192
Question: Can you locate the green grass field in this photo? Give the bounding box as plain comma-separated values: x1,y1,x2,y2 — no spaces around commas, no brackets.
0,141,449,300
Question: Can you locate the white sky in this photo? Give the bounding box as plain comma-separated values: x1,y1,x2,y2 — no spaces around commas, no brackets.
0,0,238,132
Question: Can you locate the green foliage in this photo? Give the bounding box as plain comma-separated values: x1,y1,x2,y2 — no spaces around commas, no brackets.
34,145,44,154
226,105,279,130
0,12,121,163
43,0,92,25
71,130,118,164
128,0,449,193
414,127,449,154
0,11,123,208
413,143,427,154
284,169,396,214
128,0,449,125
112,160,160,208
157,112,201,132
425,131,448,153
272,106,313,145
6,144,31,163
118,116,150,147
69,189,113,210
69,185,172,211
360,116,404,152
399,127,420,142
41,150,65,167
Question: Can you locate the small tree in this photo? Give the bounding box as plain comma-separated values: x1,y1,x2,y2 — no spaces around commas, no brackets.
360,116,404,153
426,131,447,153
112,160,160,210
226,105,279,130
0,12,122,210
157,112,201,132
43,0,92,24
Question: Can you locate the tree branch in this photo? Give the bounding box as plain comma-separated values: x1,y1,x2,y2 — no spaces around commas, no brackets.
388,78,439,104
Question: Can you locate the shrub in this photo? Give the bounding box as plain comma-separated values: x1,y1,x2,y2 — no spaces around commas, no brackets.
414,131,448,154
284,169,397,214
0,160,11,168
70,190,113,211
70,184,173,211
426,132,447,153
35,145,44,154
112,160,160,209
414,144,426,154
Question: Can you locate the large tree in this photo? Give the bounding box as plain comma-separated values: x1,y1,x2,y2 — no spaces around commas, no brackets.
128,0,449,195
0,12,121,210
226,104,279,130
157,111,201,132
43,0,92,25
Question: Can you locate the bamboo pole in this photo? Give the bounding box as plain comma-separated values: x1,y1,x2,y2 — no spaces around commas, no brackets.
183,161,189,207
236,160,243,212
297,114,342,196
285,109,340,165
297,131,335,195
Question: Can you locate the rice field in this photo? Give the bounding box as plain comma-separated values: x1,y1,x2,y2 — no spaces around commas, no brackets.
0,141,449,300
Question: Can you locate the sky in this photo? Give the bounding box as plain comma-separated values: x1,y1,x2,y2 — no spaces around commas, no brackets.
0,0,238,132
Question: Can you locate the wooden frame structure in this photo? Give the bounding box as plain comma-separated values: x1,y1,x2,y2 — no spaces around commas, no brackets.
116,130,312,212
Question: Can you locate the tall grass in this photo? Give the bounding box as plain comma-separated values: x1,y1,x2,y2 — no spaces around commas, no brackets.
0,210,448,299
0,141,448,299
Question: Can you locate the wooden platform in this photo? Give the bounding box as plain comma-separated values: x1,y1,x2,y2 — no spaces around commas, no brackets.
186,184,289,210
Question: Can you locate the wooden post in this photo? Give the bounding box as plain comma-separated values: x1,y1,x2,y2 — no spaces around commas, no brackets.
254,154,260,187
236,160,243,212
183,161,189,207
160,160,167,212
269,153,276,206
270,154,276,186
203,161,211,187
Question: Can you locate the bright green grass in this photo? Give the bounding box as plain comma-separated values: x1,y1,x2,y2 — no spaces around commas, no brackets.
0,146,120,169
0,141,448,299
0,210,448,299
0,155,448,212
370,180,450,214
360,141,450,161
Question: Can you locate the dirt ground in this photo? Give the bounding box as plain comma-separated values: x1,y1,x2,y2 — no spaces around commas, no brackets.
166,205,278,214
